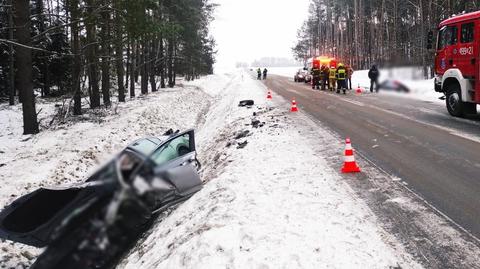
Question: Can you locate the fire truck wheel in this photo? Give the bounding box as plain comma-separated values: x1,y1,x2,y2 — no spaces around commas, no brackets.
446,84,466,117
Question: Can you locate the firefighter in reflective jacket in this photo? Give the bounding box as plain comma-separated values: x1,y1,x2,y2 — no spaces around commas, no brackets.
336,63,347,94
311,67,321,90
321,65,329,91
328,66,337,91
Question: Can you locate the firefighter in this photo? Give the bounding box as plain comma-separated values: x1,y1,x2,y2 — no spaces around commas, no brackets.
336,63,347,94
328,64,337,91
368,65,380,92
346,64,354,90
311,65,321,90
263,68,268,80
321,64,329,91
257,68,262,80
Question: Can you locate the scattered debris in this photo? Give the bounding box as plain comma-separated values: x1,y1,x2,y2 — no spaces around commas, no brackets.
20,136,33,142
251,120,265,128
237,141,248,149
163,129,179,136
235,130,250,140
0,164,6,168
238,100,254,107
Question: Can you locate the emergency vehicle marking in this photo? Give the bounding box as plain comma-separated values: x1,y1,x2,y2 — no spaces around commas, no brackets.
459,47,473,55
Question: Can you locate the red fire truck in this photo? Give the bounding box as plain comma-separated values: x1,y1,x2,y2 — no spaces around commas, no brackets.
434,11,480,117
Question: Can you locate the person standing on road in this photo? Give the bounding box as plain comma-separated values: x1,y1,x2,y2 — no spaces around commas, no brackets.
257,68,262,80
336,63,347,95
263,68,268,80
346,64,354,90
368,65,380,93
321,64,329,91
311,65,321,90
328,64,337,91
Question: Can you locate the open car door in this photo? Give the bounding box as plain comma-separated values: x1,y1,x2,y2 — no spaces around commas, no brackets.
148,130,202,197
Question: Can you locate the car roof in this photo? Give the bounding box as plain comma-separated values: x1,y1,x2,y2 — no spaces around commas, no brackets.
127,137,165,156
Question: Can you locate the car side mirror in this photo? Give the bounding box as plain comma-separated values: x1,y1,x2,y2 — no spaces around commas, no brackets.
427,30,434,50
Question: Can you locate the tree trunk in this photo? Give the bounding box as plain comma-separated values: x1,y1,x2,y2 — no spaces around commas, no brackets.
85,0,101,108
114,0,125,102
14,0,39,134
100,1,111,106
150,39,157,92
8,0,15,106
71,0,82,115
141,38,148,94
129,39,136,98
167,35,174,87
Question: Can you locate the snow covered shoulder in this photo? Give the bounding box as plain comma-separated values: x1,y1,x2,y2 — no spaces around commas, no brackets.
119,71,420,268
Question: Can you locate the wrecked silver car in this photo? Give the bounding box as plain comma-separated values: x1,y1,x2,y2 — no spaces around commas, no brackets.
0,129,202,269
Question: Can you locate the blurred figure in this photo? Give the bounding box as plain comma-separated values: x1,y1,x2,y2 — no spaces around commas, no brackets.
336,63,347,95
257,68,262,80
368,65,380,93
346,65,354,90
328,65,337,91
311,65,321,90
263,68,268,80
321,64,329,91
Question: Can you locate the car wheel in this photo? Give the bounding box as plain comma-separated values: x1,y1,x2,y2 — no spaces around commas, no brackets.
446,83,472,117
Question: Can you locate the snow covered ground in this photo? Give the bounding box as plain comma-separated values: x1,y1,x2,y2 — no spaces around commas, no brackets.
118,71,421,268
0,70,422,268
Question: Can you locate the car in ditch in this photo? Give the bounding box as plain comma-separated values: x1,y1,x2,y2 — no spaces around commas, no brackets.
0,129,203,269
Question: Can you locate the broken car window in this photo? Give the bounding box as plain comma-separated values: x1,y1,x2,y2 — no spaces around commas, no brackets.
151,134,191,166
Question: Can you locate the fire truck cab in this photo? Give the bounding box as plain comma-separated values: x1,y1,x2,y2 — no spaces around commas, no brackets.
434,11,480,117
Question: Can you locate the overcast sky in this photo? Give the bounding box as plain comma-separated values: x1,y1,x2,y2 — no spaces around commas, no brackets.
211,0,311,71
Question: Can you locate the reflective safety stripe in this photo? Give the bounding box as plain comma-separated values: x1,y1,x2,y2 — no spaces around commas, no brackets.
345,144,353,150
344,155,355,162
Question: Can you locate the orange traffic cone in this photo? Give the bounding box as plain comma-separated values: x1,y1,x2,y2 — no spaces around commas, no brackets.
341,138,361,173
355,85,362,94
267,90,272,100
291,98,298,112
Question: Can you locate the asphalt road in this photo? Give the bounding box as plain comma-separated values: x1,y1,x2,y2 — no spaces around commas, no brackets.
264,75,480,239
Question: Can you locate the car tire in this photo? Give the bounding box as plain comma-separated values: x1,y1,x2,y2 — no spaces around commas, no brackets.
445,83,475,117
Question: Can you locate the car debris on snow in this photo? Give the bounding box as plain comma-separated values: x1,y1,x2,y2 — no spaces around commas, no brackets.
238,100,254,107
236,140,248,149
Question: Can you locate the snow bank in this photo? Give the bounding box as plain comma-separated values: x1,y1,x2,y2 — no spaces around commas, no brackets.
119,71,421,269
0,84,212,268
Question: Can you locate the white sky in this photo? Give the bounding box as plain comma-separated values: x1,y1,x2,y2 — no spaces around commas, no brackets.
211,0,311,71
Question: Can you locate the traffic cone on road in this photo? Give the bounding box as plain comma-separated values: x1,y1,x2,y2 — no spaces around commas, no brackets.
341,138,361,173
356,85,362,95
267,90,272,100
290,98,299,112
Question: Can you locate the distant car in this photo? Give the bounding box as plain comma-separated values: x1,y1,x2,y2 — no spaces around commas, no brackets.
378,80,410,93
0,130,202,269
294,69,308,82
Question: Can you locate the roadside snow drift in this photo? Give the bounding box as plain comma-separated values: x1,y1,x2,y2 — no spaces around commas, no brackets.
118,71,421,269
